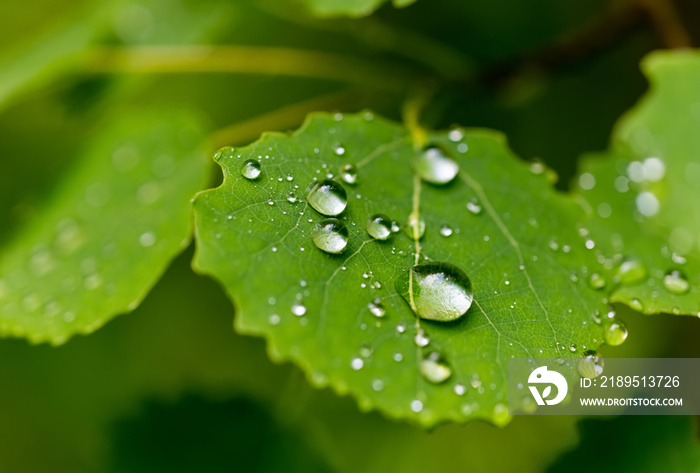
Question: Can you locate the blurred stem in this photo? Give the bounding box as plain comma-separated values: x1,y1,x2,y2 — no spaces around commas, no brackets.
402,84,435,150
210,88,391,148
84,45,422,90
637,0,692,48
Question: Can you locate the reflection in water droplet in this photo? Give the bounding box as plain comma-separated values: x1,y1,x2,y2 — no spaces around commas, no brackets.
420,352,452,383
312,219,348,254
616,259,646,285
307,179,347,216
240,159,261,180
340,163,357,184
368,298,386,317
578,350,604,378
466,199,483,215
415,147,459,185
404,215,425,239
398,262,473,322
588,273,606,290
604,320,628,346
663,270,690,295
366,214,392,240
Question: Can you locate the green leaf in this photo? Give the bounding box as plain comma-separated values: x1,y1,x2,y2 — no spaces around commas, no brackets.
0,110,209,344
193,112,608,426
295,0,416,18
576,50,700,316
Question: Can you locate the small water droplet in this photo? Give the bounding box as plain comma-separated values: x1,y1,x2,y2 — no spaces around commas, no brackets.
410,399,423,413
139,231,156,247
340,164,357,184
629,298,644,312
269,314,281,325
307,179,347,216
398,262,473,322
466,199,483,215
312,218,348,254
366,214,392,240
419,352,452,383
588,273,606,290
287,192,298,203
240,159,261,179
616,259,647,285
663,270,690,295
351,357,364,370
414,329,430,347
404,215,425,239
439,224,453,237
292,303,306,316
333,144,345,156
604,320,628,346
372,379,384,391
368,298,386,317
454,384,466,395
415,146,458,185
577,350,604,378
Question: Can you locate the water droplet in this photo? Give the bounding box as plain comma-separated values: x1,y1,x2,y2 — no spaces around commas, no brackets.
213,146,235,161
366,214,392,240
466,198,483,215
439,224,453,237
578,350,604,379
663,270,689,295
578,173,596,190
454,384,466,395
269,314,281,325
629,298,644,312
351,358,364,370
368,298,386,317
604,320,628,346
414,329,430,347
291,303,306,316
307,180,347,216
616,259,646,285
404,215,425,239
287,192,298,203
139,231,156,247
415,146,458,185
372,379,384,391
588,273,606,290
240,159,261,180
410,400,423,413
419,352,452,383
312,218,348,254
398,262,473,322
340,164,357,184
333,144,345,156
448,129,463,142
636,192,659,217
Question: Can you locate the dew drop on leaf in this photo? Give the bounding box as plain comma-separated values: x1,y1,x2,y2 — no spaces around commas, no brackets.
404,215,425,239
663,270,690,295
366,214,392,240
604,320,628,346
368,297,386,317
340,164,358,184
414,328,430,347
291,303,306,316
578,350,604,379
240,159,261,180
312,218,348,254
414,146,458,185
439,224,453,237
588,273,606,290
466,198,483,215
398,262,473,322
419,352,452,383
307,179,347,216
629,298,644,312
616,259,647,285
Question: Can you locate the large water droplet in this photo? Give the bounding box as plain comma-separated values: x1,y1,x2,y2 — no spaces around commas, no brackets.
366,214,392,240
340,164,357,184
616,259,646,285
398,262,473,322
578,350,604,379
307,179,347,216
663,270,689,295
415,147,458,185
604,320,628,346
241,159,261,180
312,219,348,254
419,352,452,383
